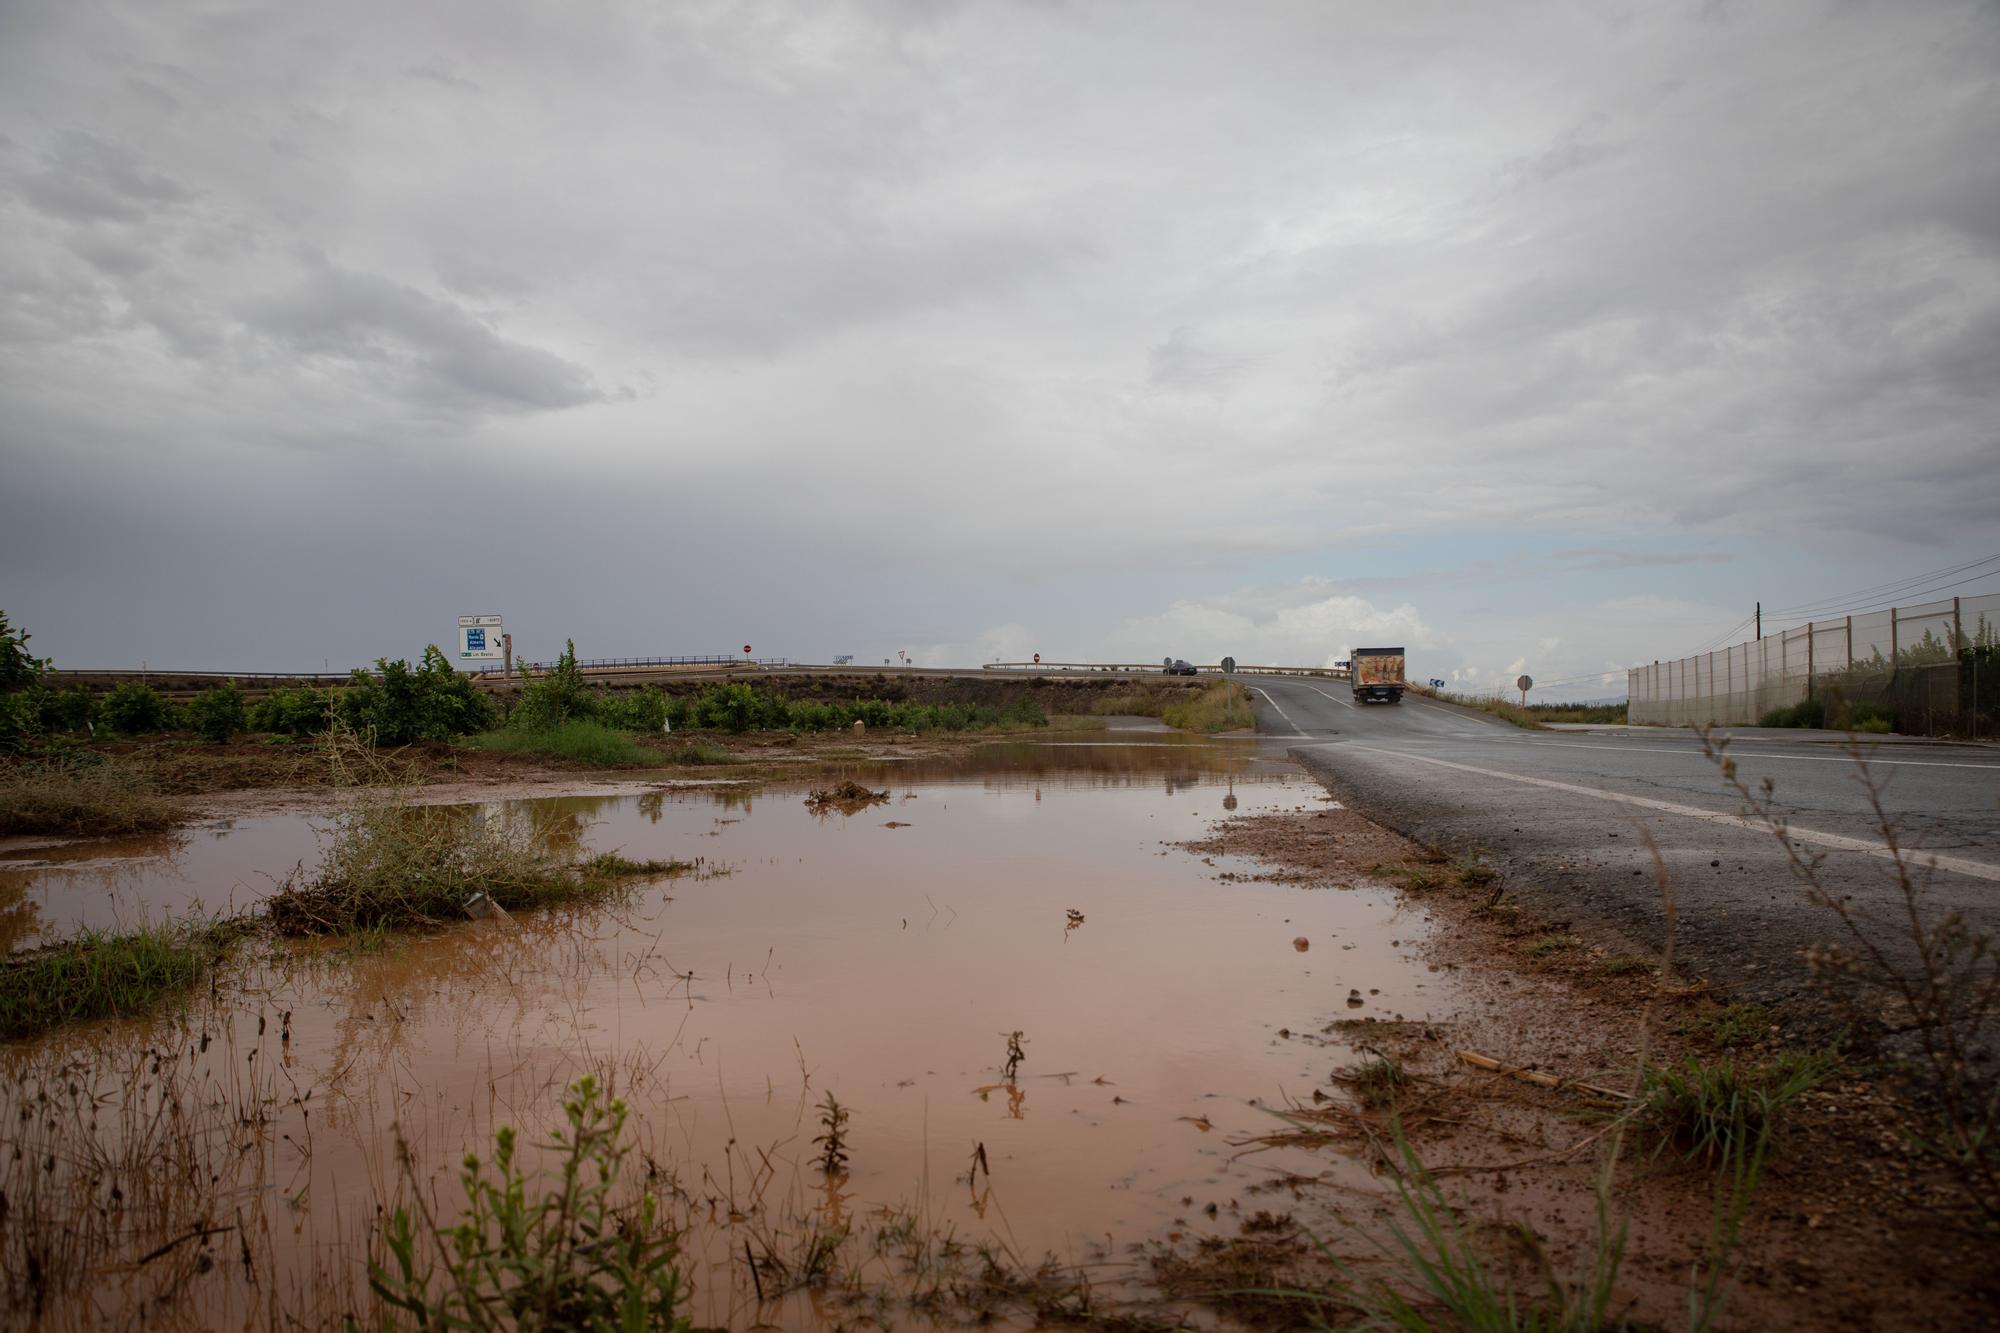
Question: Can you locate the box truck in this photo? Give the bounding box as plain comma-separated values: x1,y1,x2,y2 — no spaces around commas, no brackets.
1350,647,1407,704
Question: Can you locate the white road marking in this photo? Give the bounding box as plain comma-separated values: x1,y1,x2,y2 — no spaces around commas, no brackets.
1250,687,1306,736
1344,745,2000,884
1482,737,2000,772
1303,684,1354,710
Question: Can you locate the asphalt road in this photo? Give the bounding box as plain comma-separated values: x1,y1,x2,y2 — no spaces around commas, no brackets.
1243,674,2000,1019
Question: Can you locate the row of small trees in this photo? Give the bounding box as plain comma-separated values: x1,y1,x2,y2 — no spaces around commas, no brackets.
0,611,500,749
3,617,1046,750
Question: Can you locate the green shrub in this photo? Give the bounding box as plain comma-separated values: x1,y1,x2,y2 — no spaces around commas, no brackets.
0,691,41,752
38,685,97,734
249,686,335,736
691,681,783,732
1835,700,1896,734
185,679,248,743
0,612,51,750
511,640,595,729
593,685,670,732
367,1075,692,1330
102,681,178,735
341,645,495,744
1757,697,1825,729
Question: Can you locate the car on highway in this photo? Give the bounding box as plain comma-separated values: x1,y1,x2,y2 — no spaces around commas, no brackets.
1163,659,1198,676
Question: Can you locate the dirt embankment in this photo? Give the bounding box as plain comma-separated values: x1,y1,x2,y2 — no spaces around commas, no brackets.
480,669,1210,714
1161,802,1997,1331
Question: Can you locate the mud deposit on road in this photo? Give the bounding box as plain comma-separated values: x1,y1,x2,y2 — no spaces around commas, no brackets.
1,733,1467,1330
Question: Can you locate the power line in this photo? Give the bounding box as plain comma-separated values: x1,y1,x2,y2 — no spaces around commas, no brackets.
1765,565,2000,633
1767,553,2000,619
1684,613,1755,658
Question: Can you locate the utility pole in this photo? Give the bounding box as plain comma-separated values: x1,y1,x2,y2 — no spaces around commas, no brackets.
1755,601,1761,640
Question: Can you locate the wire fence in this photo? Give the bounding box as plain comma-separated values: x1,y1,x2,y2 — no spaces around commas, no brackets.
1628,592,2000,736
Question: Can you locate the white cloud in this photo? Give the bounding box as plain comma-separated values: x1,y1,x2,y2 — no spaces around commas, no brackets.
1104,583,1435,668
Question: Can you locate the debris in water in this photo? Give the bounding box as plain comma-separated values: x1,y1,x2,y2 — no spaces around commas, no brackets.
1293,936,1310,952
464,891,513,924
805,782,890,814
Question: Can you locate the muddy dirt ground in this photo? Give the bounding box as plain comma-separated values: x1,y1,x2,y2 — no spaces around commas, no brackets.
69,726,1017,812
1160,801,1998,1331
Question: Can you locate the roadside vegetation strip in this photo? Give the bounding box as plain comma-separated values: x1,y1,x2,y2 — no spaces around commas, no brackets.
1157,679,1255,732
0,756,181,837
1407,684,1628,728
0,919,245,1040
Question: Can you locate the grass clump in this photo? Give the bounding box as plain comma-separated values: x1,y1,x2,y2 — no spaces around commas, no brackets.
267,795,680,935
0,756,180,836
1598,955,1657,977
657,736,736,766
473,720,652,768
1379,860,1451,892
1635,1051,1837,1165
1681,1002,1771,1050
368,1074,692,1330
1342,1055,1410,1111
1160,680,1255,733
0,920,240,1039
1526,932,1583,958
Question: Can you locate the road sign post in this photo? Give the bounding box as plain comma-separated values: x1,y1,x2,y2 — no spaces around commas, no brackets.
1517,673,1533,706
458,615,504,667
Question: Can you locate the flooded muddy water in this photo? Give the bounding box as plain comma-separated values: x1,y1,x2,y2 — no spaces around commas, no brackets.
1,731,1466,1328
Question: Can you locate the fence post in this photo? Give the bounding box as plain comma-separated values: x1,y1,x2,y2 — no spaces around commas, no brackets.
1891,606,1899,660
1845,615,1852,669
1806,623,1814,699
1954,595,1964,652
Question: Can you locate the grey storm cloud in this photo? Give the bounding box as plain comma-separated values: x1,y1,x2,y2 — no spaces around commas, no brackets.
243,261,601,413
17,130,192,224
1,0,1997,684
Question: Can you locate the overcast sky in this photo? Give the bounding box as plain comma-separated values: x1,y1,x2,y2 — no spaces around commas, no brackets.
3,1,1996,697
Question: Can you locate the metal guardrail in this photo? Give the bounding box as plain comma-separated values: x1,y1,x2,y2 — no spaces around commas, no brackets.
471,655,790,674
982,661,1350,679
48,669,355,682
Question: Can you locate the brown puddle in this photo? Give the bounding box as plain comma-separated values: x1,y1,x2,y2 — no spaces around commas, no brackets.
1,733,1466,1329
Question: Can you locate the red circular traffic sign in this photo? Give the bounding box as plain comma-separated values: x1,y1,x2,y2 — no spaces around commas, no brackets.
743,645,752,655
1033,652,1041,664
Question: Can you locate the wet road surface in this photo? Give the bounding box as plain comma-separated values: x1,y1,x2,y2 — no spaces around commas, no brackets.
1243,674,2000,1015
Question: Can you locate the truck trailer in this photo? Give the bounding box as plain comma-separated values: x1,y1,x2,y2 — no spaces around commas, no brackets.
1350,647,1407,704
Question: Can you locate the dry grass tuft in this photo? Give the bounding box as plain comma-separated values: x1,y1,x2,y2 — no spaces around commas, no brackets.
0,756,180,837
